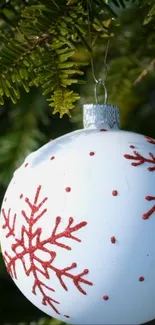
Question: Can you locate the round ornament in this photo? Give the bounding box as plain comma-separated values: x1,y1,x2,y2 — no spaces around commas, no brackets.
0,103,155,324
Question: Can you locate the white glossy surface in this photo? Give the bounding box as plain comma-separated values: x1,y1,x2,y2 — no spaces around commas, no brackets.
0,129,155,324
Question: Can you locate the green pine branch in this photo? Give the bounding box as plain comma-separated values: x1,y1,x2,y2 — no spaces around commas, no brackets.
0,0,154,117
48,89,80,117
0,1,89,116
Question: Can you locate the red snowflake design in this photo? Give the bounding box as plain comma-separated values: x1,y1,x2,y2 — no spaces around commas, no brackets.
2,185,93,315
124,136,155,219
2,209,16,238
145,136,155,145
124,151,155,171
143,196,155,220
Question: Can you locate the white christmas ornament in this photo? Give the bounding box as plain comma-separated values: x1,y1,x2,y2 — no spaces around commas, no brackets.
0,103,155,325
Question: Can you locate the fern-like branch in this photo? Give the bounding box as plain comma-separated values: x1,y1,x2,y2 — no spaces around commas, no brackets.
0,1,89,116
0,0,150,116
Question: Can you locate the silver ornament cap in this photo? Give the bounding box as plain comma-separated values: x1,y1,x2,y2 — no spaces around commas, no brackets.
83,103,120,130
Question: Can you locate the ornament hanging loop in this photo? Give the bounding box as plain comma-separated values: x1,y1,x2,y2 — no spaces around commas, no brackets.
94,78,108,105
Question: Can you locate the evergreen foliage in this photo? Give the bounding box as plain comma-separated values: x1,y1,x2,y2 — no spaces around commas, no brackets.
0,0,154,117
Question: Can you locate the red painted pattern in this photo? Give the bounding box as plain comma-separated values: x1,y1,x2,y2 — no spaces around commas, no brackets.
2,185,93,315
143,136,155,219
103,295,109,301
112,190,118,196
124,137,155,220
89,152,95,156
143,196,155,220
111,236,116,244
65,187,71,192
145,136,155,145
2,209,16,238
124,151,155,171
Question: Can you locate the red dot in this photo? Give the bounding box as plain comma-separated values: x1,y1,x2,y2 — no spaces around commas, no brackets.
65,187,71,192
25,163,29,167
20,194,23,199
64,315,70,318
139,276,144,282
103,295,109,301
111,236,116,244
130,145,135,149
89,151,95,156
112,190,118,196
50,156,55,160
100,128,107,131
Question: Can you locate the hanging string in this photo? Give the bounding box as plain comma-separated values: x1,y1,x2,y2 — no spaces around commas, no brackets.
51,0,60,10
86,1,110,104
